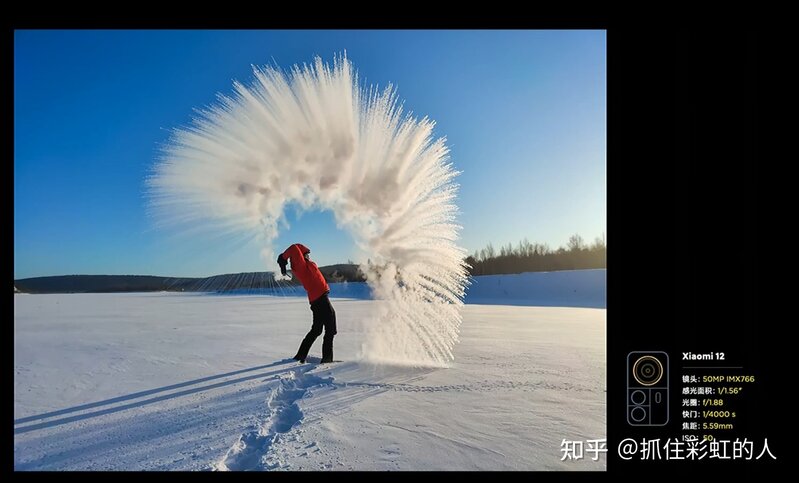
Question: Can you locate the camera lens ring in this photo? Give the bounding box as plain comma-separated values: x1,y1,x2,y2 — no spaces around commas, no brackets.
630,389,647,405
630,406,647,422
633,355,664,386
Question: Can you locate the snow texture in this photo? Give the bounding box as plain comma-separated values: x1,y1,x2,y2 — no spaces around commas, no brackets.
14,284,605,471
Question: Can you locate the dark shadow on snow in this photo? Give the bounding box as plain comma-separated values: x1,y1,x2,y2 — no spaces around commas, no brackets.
14,359,298,434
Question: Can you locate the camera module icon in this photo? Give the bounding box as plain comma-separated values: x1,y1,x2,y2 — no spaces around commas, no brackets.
627,351,669,426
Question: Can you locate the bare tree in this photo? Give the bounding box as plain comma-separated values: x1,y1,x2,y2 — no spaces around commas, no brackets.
567,234,585,251
485,242,495,259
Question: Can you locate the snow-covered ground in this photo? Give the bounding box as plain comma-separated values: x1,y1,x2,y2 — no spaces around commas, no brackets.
14,273,606,471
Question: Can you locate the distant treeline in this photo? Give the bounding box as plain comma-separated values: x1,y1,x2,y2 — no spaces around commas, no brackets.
14,273,273,294
465,234,606,276
14,264,366,294
14,236,606,293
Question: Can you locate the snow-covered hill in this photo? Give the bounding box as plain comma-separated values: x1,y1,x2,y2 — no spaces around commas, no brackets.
229,269,607,309
466,269,606,308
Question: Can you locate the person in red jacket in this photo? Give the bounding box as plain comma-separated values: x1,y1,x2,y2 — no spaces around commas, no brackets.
277,243,336,363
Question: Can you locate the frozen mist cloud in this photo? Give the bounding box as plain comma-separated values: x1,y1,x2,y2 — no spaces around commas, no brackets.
147,54,469,366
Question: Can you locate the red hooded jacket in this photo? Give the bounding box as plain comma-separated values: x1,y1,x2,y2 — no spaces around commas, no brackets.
280,243,330,303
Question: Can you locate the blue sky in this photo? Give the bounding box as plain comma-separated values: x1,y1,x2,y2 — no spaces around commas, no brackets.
14,30,605,279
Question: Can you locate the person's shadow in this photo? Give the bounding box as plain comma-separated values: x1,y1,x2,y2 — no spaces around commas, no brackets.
14,359,299,435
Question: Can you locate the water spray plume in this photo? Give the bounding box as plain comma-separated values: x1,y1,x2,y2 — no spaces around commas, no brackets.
148,54,469,366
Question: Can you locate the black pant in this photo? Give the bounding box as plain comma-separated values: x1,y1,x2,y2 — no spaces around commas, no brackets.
295,293,336,361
